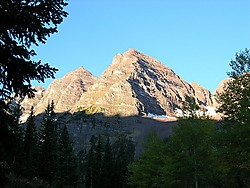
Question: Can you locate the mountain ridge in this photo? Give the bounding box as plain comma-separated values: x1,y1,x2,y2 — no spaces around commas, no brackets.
20,48,224,119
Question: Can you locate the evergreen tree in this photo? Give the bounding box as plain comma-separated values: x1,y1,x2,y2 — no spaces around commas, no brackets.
113,135,135,188
101,137,113,188
92,135,103,188
38,101,58,184
85,146,94,188
77,147,88,186
55,125,79,187
0,101,21,186
0,0,68,100
0,1,68,186
9,103,25,176
23,106,38,179
85,135,98,188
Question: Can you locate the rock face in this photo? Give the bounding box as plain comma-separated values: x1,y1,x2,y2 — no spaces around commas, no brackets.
75,48,214,116
20,86,45,111
17,86,45,122
34,67,97,114
189,82,213,106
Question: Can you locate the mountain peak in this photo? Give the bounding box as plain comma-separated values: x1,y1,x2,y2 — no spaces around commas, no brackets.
128,48,137,53
125,48,141,56
75,49,215,116
75,66,87,71
32,67,97,114
123,48,148,59
71,66,90,74
63,66,95,79
20,49,217,118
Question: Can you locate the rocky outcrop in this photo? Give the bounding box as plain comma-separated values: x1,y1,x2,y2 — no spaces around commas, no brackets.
189,82,213,106
34,67,97,114
214,78,232,94
75,48,214,116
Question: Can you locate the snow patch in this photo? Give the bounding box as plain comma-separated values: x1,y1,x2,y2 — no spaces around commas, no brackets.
175,108,183,117
175,106,217,118
204,106,217,116
20,114,29,123
35,89,43,95
147,113,167,119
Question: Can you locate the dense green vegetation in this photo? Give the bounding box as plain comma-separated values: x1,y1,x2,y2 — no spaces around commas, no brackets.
129,49,250,188
1,101,135,187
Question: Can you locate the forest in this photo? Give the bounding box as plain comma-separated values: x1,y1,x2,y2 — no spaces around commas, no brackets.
1,101,135,187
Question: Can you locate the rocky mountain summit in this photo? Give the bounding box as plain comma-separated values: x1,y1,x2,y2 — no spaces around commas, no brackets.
74,48,214,117
21,48,220,119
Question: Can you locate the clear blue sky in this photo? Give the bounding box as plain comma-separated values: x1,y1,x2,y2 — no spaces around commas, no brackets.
33,0,250,92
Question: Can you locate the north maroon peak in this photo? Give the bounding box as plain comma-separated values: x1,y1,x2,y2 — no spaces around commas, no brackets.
34,66,97,114
75,48,214,117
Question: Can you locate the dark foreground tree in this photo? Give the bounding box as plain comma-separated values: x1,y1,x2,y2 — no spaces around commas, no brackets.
38,101,58,184
55,125,79,187
85,146,94,188
0,1,68,185
217,49,250,187
113,135,135,188
85,135,104,188
100,137,113,188
0,0,68,99
85,134,135,188
8,103,25,176
23,106,38,179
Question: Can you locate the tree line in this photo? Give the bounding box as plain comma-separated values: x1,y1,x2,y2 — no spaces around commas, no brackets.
1,100,135,187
